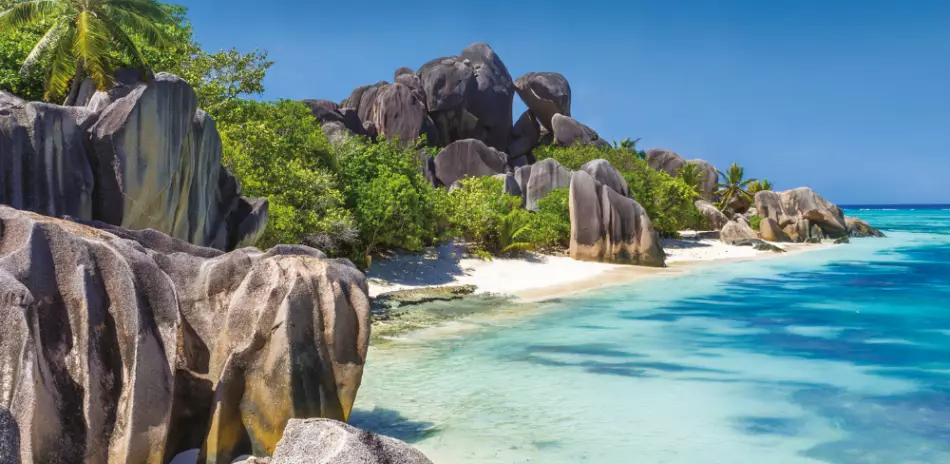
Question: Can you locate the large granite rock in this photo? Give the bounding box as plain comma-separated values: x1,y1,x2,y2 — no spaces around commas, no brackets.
457,43,514,151
0,206,370,464
646,149,687,177
0,407,17,464
580,159,629,198
269,419,433,464
1,73,266,251
845,216,885,238
525,158,573,211
551,113,608,148
508,110,541,159
418,57,477,146
759,216,792,242
695,200,728,230
569,170,665,266
341,81,389,123
433,139,507,187
371,83,426,144
514,72,571,132
688,159,719,200
754,187,847,239
720,217,758,245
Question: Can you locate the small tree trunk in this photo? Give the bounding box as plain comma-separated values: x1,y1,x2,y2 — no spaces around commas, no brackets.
64,60,85,106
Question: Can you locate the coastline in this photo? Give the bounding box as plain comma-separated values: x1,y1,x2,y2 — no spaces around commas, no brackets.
368,238,834,305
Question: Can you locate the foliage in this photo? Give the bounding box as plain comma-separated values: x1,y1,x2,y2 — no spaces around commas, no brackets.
335,137,443,262
528,187,571,251
676,163,704,198
536,143,703,236
0,0,172,102
715,163,756,212
748,178,774,195
749,215,762,231
219,99,355,250
444,176,535,255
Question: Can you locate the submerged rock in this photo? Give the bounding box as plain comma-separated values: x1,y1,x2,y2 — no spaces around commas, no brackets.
373,285,477,313
0,206,370,463
269,419,433,464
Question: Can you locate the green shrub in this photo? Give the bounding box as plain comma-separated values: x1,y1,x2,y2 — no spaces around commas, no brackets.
529,187,571,251
535,143,703,236
749,215,762,231
444,177,532,255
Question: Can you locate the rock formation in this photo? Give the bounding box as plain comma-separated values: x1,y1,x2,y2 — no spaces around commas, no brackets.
0,206,370,463
569,170,665,266
695,200,728,230
458,42,514,151
262,419,434,464
845,216,886,238
433,139,507,187
688,159,719,200
759,217,792,242
720,217,758,245
525,158,573,211
580,159,630,198
371,83,427,144
1,73,267,251
508,110,541,160
755,188,848,241
551,113,608,148
646,149,687,177
513,72,571,132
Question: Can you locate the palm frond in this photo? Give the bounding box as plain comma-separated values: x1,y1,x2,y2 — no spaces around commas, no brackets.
97,11,149,77
103,5,168,47
74,10,112,89
502,241,534,253
44,22,77,100
0,0,60,31
20,19,68,77
103,0,170,21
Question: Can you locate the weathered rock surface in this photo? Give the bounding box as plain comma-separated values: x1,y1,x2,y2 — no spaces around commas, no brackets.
580,159,629,198
514,72,571,132
689,159,719,200
754,188,847,239
845,216,886,238
759,217,792,242
525,158,573,211
569,170,665,266
721,218,759,245
646,149,687,177
418,57,476,146
508,110,541,159
495,172,523,198
0,407,17,464
695,200,728,230
269,419,433,464
551,113,608,148
0,206,370,464
372,83,426,144
341,81,390,123
433,139,507,187
457,43,514,151
1,73,267,251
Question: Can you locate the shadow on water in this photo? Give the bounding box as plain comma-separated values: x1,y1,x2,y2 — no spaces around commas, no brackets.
349,407,440,443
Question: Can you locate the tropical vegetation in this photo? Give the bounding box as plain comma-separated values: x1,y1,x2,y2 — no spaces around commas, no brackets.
715,162,757,212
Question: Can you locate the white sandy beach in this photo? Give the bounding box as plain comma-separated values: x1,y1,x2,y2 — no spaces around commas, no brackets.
367,236,827,302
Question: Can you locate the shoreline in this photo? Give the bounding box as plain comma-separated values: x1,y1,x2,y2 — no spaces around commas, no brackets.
367,238,834,305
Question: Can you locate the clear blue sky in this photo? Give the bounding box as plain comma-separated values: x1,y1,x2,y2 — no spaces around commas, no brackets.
178,0,949,204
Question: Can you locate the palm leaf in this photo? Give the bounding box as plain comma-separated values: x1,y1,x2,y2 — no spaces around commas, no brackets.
20,18,68,77
97,11,150,77
104,0,170,20
0,0,60,31
74,10,112,89
103,5,169,47
44,22,77,100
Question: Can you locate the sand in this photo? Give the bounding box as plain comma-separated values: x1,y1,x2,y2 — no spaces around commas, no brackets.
367,237,830,302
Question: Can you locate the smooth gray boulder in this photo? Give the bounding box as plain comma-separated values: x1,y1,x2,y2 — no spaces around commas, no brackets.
508,110,541,159
433,139,507,187
551,113,608,148
721,218,759,245
513,165,532,200
845,216,886,238
418,57,476,146
754,187,848,238
302,99,344,124
580,159,629,198
759,216,792,242
525,158,573,211
569,170,665,266
0,206,370,464
371,83,426,144
695,200,728,230
269,419,433,464
514,72,571,132
688,159,719,200
458,42,514,151
646,148,687,177
494,172,522,198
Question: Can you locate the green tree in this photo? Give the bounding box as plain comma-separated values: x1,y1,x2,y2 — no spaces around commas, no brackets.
748,178,774,195
676,163,704,198
529,187,571,251
715,163,757,212
0,0,171,103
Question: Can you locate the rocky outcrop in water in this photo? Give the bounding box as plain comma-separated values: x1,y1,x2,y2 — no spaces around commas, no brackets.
1,73,267,251
569,170,664,266
0,206,370,463
845,216,885,238
755,188,848,241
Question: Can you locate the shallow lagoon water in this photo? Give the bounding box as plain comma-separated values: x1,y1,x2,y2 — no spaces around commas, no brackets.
353,208,950,464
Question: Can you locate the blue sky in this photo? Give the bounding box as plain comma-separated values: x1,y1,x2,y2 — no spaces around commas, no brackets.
179,0,949,204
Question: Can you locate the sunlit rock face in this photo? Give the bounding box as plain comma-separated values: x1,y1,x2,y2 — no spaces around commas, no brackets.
0,206,369,463
0,73,267,251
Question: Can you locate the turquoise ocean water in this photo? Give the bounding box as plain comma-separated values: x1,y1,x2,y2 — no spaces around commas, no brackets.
353,207,950,464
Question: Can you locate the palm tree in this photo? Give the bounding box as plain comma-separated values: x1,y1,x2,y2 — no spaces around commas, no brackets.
677,163,704,198
497,210,533,254
0,0,169,104
715,163,757,212
747,178,774,195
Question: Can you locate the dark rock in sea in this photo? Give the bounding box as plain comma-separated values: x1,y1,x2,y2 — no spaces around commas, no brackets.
0,206,370,463
845,216,886,238
733,238,787,252
269,419,433,464
834,236,851,244
372,285,478,315
551,113,608,148
755,188,848,240
433,139,507,187
569,170,665,266
514,72,571,132
525,158,573,211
